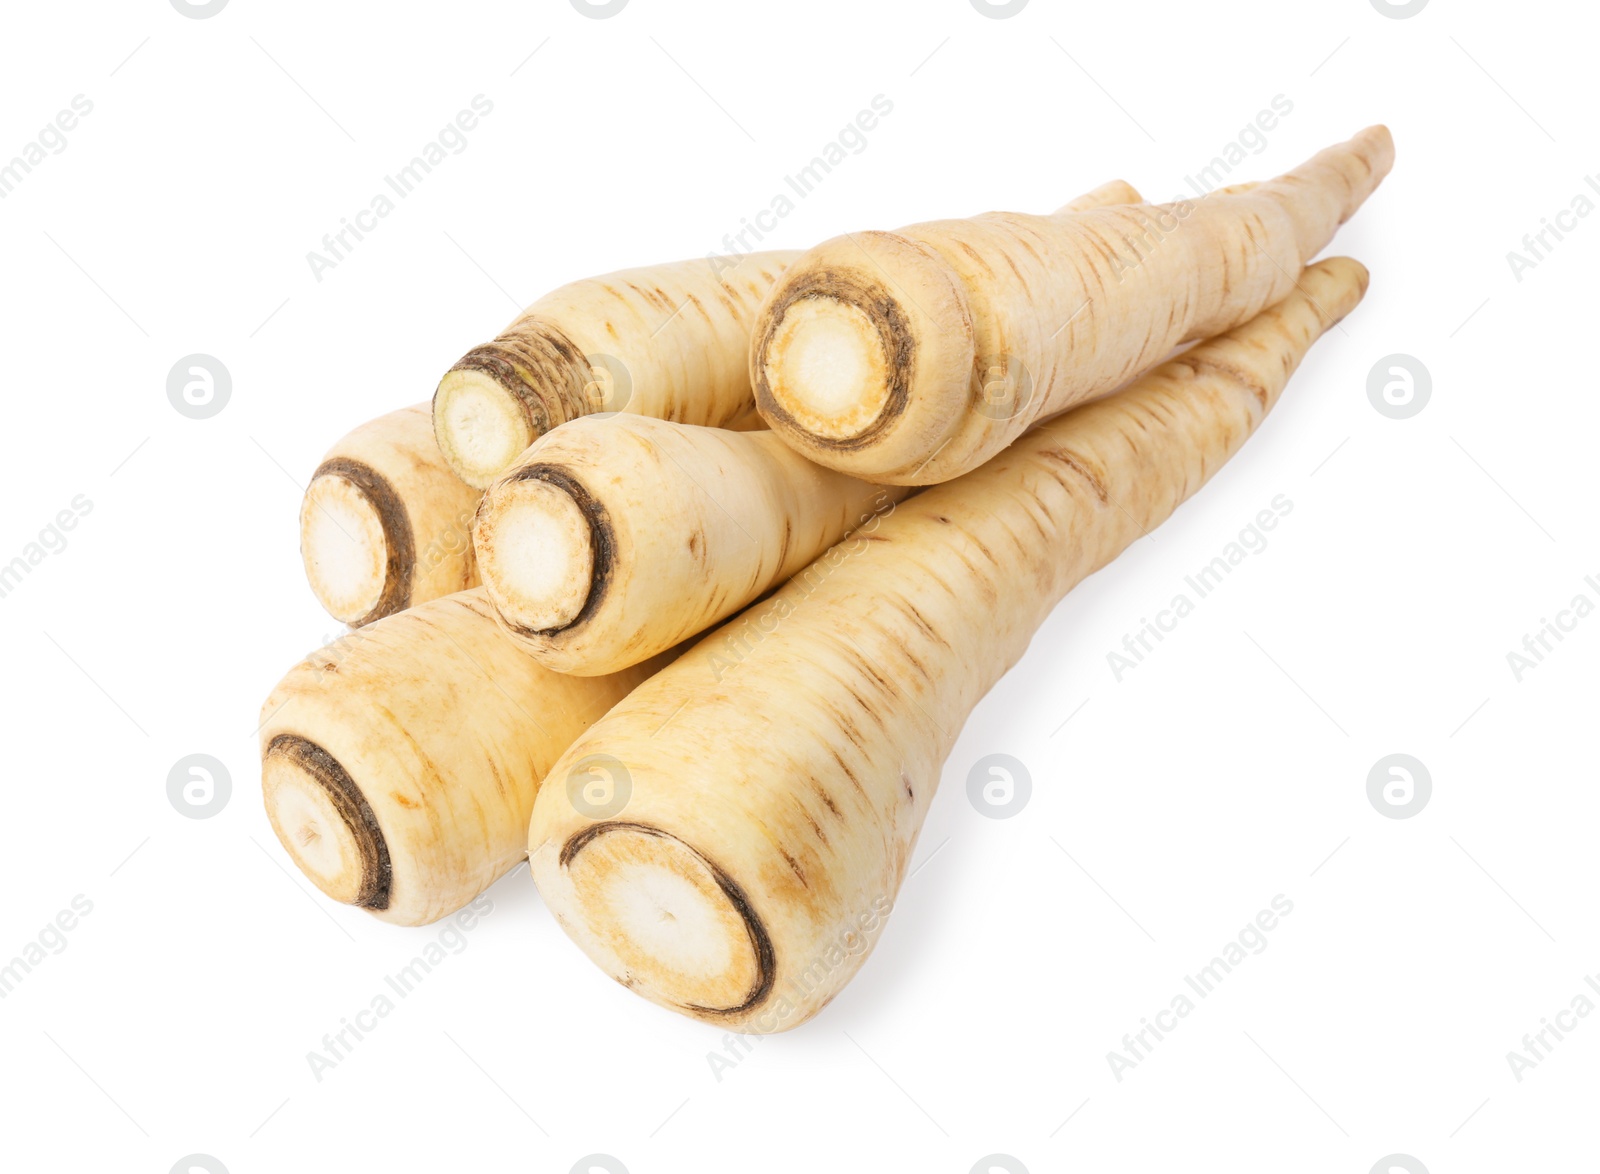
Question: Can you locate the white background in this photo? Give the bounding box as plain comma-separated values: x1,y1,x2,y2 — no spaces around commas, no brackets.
1,1,1594,1171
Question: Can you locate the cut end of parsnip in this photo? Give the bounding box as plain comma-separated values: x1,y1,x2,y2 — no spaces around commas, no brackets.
475,473,597,633
556,824,771,1016
301,470,390,625
752,232,977,482
760,297,892,442
262,735,391,911
434,367,538,489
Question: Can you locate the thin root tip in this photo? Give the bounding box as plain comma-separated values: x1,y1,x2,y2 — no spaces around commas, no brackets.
1358,123,1396,164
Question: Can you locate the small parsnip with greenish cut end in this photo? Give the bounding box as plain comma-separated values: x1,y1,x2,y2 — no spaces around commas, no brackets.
530,257,1370,1030
259,588,660,926
751,127,1392,484
301,403,480,626
433,252,802,489
474,414,909,676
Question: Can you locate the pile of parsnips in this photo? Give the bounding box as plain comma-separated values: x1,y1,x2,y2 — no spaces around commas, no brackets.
263,126,1392,1032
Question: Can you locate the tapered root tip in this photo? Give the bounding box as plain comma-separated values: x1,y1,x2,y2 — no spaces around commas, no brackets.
262,735,392,911
1303,256,1371,322
549,823,773,1017
476,475,596,633
434,366,538,490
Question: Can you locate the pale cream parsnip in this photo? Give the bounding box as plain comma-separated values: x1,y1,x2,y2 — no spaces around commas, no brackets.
530,257,1370,1029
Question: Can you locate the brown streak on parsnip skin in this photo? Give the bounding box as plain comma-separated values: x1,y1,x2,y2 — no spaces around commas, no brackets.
1035,447,1112,506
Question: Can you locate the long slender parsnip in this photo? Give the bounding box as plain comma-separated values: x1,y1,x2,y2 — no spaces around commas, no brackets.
259,589,659,926
530,257,1370,1030
751,127,1391,484
474,415,908,676
300,404,481,626
433,252,801,489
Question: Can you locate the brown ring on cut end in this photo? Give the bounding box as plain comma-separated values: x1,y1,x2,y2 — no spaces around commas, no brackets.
559,822,775,1016
752,268,916,452
302,458,414,627
433,323,593,489
262,734,392,910
484,465,615,637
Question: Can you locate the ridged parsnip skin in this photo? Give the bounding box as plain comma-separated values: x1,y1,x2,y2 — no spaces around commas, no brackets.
531,258,1370,1029
474,415,909,676
259,589,659,926
300,404,481,626
751,127,1392,484
433,252,802,488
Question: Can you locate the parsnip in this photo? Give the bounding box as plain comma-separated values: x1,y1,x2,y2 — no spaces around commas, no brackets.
750,127,1392,484
301,404,480,626
433,252,801,489
474,415,908,676
530,257,1370,1029
260,588,659,925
